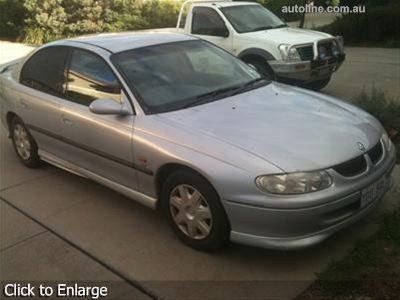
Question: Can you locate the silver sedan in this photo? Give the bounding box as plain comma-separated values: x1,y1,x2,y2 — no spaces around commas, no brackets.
0,33,396,251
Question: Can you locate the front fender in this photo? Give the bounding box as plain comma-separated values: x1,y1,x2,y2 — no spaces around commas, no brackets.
238,48,276,61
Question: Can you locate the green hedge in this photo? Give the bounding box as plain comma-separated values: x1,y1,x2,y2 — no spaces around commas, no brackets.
0,0,25,39
0,0,184,44
318,3,400,47
352,88,400,162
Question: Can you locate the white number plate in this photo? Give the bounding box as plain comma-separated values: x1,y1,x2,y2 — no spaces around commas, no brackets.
361,176,390,208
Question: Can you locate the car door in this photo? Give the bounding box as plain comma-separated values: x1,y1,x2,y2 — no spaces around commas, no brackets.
17,46,69,156
190,6,233,53
59,47,138,190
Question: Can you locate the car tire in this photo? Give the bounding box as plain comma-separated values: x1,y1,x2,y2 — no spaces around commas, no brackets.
10,116,42,168
245,57,275,81
161,170,230,251
304,76,331,90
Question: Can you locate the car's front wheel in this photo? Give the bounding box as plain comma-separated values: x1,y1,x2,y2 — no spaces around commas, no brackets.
10,116,42,168
162,170,230,251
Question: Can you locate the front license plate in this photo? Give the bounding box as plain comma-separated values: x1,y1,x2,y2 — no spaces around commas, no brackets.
361,176,390,208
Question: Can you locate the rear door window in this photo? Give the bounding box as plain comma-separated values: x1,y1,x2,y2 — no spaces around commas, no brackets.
20,46,69,97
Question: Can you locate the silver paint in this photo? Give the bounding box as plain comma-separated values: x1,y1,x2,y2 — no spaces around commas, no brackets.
0,33,396,250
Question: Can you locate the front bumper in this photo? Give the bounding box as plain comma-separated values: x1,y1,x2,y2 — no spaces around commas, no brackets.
224,142,396,250
269,53,346,83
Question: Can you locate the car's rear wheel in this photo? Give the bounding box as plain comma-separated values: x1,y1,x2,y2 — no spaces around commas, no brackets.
10,117,42,168
162,170,230,251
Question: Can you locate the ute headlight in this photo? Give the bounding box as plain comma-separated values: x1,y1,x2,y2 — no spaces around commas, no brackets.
256,171,332,194
279,44,301,61
382,132,392,152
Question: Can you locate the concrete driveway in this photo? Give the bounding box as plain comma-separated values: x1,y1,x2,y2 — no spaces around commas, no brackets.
1,42,399,300
324,47,400,102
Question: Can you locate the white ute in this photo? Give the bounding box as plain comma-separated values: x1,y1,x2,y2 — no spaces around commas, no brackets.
175,0,346,90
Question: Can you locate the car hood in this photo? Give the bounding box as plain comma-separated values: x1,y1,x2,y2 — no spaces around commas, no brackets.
158,83,382,173
244,27,333,46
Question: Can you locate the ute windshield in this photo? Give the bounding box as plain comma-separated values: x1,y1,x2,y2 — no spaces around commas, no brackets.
220,5,287,33
111,40,267,114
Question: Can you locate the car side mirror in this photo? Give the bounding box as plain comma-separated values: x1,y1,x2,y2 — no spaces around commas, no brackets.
89,98,129,115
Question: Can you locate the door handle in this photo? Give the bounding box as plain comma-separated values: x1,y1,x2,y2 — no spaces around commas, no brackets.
20,99,28,108
62,117,73,125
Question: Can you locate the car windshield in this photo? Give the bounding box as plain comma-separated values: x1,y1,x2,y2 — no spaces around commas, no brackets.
112,40,266,114
220,5,287,33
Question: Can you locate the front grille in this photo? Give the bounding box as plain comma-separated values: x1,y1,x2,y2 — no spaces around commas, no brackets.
367,141,383,164
333,155,367,177
318,41,335,58
296,45,314,61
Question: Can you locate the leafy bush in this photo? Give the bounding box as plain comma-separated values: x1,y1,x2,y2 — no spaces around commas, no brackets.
22,0,145,44
137,0,183,29
317,3,400,47
352,88,400,162
0,0,184,44
0,0,25,39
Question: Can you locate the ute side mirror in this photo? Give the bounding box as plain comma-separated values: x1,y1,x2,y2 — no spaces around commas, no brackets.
89,98,130,115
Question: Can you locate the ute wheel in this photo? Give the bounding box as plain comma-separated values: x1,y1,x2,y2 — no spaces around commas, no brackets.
10,116,42,168
304,76,331,90
161,170,230,251
244,57,275,81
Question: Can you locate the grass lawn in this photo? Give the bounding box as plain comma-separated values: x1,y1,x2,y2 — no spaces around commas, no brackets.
296,207,400,299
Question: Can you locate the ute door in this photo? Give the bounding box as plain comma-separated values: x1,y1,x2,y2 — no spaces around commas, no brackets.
59,47,138,189
190,6,233,53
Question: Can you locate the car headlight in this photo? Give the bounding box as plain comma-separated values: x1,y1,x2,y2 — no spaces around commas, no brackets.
382,132,393,152
278,44,301,61
256,171,332,194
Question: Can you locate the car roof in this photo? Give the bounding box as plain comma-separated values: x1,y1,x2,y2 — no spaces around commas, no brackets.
63,32,197,53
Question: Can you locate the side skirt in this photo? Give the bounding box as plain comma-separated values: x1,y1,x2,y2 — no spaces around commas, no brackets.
39,150,158,209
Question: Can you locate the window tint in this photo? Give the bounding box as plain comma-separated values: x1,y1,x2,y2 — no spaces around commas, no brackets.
192,7,227,36
66,49,121,106
20,46,68,97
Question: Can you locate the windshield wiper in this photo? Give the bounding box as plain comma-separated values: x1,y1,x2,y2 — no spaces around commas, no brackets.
274,24,288,29
231,78,268,96
251,25,274,32
182,78,268,109
182,85,244,108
